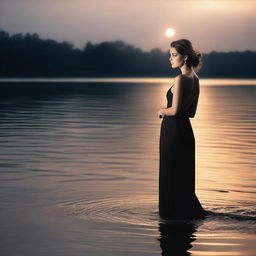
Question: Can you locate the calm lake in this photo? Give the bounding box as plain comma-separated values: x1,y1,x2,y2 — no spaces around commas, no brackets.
0,78,255,256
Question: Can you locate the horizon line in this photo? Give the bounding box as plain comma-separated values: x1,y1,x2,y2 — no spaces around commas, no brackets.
1,77,256,86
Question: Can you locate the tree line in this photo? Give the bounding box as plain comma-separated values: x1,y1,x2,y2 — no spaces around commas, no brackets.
0,30,255,77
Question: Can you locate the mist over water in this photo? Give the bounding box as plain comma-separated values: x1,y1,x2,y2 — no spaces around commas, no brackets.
0,79,256,256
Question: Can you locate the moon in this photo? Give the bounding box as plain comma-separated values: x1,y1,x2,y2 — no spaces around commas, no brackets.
166,28,175,37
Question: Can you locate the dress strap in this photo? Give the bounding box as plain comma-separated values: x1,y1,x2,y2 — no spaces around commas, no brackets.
170,80,175,89
169,81,175,93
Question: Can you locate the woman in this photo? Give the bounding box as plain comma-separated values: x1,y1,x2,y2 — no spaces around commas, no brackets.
158,39,205,219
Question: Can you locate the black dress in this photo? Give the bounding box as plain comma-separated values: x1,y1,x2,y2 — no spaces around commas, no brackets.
159,85,205,219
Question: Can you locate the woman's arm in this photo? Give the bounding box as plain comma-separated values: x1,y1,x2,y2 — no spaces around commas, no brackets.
159,75,184,116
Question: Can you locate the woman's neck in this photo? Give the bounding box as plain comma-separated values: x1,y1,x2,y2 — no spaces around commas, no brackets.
180,65,194,75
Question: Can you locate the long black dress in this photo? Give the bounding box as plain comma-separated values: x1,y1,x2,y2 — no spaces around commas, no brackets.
159,84,205,219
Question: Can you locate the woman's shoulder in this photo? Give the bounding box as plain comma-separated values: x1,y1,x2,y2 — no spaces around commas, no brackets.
173,75,187,86
175,73,199,84
174,74,192,85
174,74,199,94
174,74,185,80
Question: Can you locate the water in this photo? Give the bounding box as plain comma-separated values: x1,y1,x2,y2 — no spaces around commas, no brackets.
0,78,256,256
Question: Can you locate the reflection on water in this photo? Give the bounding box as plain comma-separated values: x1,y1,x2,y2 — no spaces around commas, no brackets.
0,79,256,256
158,220,201,256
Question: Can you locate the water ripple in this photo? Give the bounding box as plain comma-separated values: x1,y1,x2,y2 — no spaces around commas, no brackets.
58,196,159,226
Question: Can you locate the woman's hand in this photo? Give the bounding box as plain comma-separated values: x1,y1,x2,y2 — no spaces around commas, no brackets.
158,108,165,118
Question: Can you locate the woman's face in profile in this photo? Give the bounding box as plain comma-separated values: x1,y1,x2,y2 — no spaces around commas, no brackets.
169,47,185,69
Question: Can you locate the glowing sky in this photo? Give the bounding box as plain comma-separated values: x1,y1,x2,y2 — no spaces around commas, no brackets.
0,0,255,52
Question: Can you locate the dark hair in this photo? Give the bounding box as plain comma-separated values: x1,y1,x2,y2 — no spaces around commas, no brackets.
170,39,202,72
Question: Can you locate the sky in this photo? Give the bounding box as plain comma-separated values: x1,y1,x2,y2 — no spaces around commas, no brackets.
0,0,255,53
